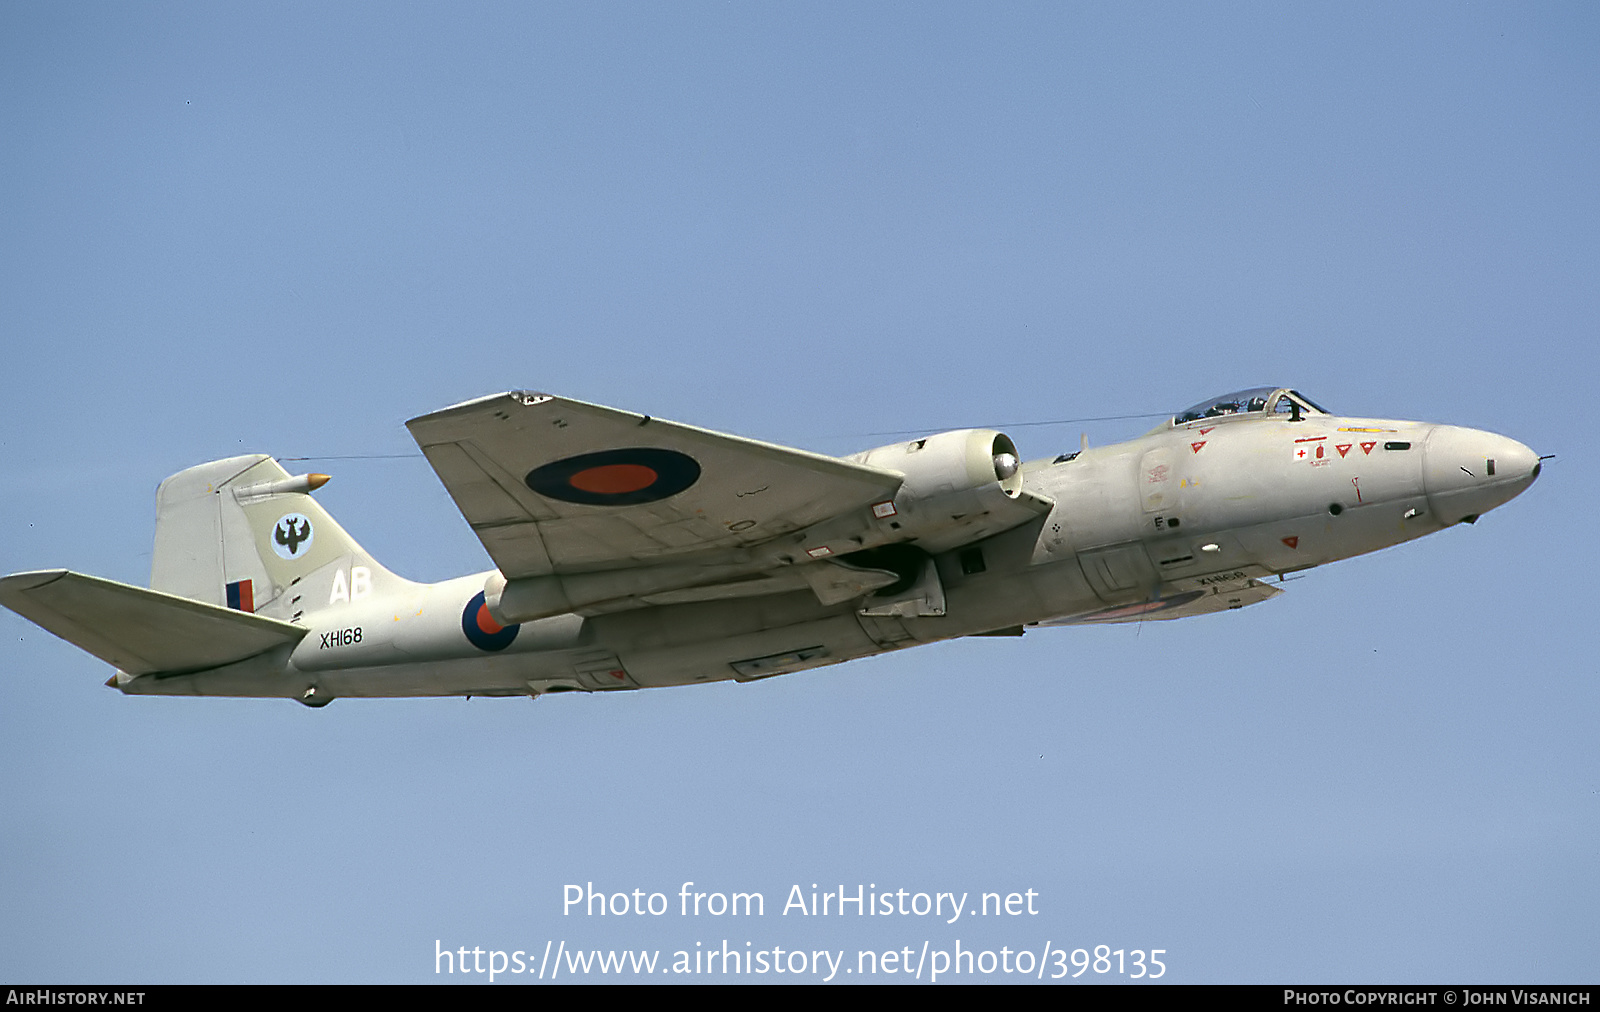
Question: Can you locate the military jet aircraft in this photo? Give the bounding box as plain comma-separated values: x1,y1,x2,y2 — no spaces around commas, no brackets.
0,387,1541,706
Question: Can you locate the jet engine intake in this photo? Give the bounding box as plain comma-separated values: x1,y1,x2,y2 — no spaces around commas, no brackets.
850,429,1044,553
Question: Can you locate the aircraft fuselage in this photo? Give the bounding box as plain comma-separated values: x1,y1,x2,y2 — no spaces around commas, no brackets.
110,394,1539,704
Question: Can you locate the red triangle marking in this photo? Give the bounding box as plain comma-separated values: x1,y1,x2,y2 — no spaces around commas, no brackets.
1282,536,1299,549
1190,441,1206,453
1360,441,1376,455
1199,427,1215,435
609,669,626,680
1336,444,1351,457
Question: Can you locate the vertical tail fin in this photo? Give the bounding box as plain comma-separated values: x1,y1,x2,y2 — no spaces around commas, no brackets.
151,455,410,620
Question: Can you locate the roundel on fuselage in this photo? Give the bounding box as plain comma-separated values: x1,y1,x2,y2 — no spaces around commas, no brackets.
461,591,519,652
525,448,701,506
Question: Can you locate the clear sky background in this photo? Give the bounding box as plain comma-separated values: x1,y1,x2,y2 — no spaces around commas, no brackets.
2,2,1595,984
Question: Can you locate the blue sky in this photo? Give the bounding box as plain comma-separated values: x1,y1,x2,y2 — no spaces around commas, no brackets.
2,2,1595,983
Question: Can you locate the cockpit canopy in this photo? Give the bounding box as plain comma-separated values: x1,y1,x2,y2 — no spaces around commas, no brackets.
1171,387,1329,426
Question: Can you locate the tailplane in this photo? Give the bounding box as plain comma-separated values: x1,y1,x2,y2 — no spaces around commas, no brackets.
0,569,306,675
1,455,405,677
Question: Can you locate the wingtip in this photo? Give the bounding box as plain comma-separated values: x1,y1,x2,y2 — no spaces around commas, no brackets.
406,391,540,429
0,569,71,597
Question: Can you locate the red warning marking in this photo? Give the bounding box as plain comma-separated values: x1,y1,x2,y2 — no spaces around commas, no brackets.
568,463,658,494
1199,427,1215,435
609,669,626,681
1190,441,1207,453
1282,536,1299,549
1294,436,1326,442
475,604,505,635
1360,442,1376,455
1336,444,1352,458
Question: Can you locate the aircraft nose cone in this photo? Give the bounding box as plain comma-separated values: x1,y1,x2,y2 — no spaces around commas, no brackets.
1422,425,1540,524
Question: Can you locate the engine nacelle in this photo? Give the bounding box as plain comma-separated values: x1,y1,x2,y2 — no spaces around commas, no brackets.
478,428,1050,624
849,429,1032,553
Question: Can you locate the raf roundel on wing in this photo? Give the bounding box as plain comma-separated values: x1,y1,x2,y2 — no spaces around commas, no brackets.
525,448,702,506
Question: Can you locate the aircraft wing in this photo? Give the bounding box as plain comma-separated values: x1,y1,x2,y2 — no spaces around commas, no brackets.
0,570,308,675
406,392,904,579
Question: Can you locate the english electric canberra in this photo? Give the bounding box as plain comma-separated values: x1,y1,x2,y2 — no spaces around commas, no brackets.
0,388,1540,705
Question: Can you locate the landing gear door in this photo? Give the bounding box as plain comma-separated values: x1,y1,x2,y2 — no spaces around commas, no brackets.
573,652,639,690
1077,542,1159,604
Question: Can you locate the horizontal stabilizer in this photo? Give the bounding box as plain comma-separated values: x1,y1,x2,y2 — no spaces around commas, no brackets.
0,570,307,675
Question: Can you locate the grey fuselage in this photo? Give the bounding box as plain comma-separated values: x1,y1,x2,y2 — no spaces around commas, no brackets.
119,408,1540,703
